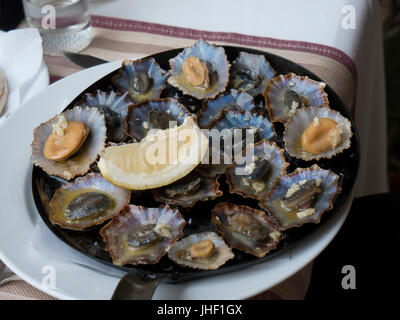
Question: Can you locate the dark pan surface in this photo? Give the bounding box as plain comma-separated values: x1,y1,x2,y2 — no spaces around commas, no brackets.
32,46,360,283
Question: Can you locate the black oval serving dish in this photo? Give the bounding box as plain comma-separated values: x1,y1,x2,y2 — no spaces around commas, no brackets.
32,45,360,283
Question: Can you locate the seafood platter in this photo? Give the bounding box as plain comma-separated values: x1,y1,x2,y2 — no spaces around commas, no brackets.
31,40,359,282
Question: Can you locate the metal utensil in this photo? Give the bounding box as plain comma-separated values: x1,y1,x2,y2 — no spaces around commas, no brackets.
111,272,164,300
0,261,21,286
62,51,108,68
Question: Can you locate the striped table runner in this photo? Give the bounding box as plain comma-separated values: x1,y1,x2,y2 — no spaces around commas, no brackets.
1,15,357,300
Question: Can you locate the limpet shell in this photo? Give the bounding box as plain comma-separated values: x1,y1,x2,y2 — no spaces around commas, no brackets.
100,204,185,266
75,90,131,142
168,39,230,100
229,51,276,96
198,89,255,128
168,232,234,270
112,58,168,104
226,140,288,200
263,73,329,123
125,98,191,141
49,173,131,230
212,203,282,257
284,106,352,160
31,106,107,180
259,164,341,230
151,171,222,207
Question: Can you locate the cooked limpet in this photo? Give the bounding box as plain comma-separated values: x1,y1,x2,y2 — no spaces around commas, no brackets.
198,89,255,128
229,51,276,96
112,58,168,104
168,39,230,100
125,98,191,141
31,106,107,180
226,140,288,200
212,203,282,257
168,232,234,270
259,164,341,230
284,106,352,160
100,204,185,266
263,73,329,123
75,90,131,142
49,173,131,230
152,171,222,207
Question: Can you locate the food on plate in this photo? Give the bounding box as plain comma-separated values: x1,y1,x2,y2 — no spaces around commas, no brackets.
31,106,107,180
284,106,353,160
259,164,340,230
49,173,131,230
75,90,131,142
100,204,185,265
168,232,234,270
168,39,230,100
229,51,276,96
112,57,168,104
263,73,329,123
212,203,282,257
30,40,354,272
226,140,288,200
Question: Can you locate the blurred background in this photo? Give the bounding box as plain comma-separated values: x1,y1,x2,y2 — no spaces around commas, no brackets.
1,0,399,191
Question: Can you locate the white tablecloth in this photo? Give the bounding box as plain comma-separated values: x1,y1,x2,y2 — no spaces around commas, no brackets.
90,0,388,196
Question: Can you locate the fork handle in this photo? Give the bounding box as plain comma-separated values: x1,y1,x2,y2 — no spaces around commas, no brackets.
111,272,163,300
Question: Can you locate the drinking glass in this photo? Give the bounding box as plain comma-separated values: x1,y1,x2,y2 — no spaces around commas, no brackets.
23,0,92,56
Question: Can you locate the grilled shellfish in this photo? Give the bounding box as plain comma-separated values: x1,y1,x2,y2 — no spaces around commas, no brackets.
49,173,130,230
212,203,282,257
100,204,185,265
259,164,340,230
168,232,234,270
168,39,230,100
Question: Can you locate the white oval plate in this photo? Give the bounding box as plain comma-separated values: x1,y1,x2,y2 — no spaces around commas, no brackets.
0,60,354,300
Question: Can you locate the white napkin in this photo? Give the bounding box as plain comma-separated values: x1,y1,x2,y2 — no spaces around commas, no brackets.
0,28,43,125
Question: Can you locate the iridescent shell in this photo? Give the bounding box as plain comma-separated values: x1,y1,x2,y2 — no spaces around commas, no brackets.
284,106,353,160
168,39,230,100
263,73,329,122
210,110,276,141
259,164,341,230
112,58,168,104
152,171,222,207
75,90,131,142
195,142,233,177
100,205,185,266
226,140,288,200
168,232,234,270
31,106,107,180
125,98,191,140
212,203,282,257
229,52,276,96
198,89,255,128
49,173,131,230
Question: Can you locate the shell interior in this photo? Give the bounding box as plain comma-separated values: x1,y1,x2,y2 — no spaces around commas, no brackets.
31,106,107,180
284,106,353,160
226,140,288,200
259,164,340,230
198,89,255,128
212,203,282,257
125,98,191,141
168,231,234,270
112,58,168,104
152,172,222,207
49,173,131,230
229,51,276,96
75,90,131,142
264,73,329,122
100,205,186,266
167,39,230,100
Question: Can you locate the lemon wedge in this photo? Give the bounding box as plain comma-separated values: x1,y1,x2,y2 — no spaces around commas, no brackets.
98,117,208,190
